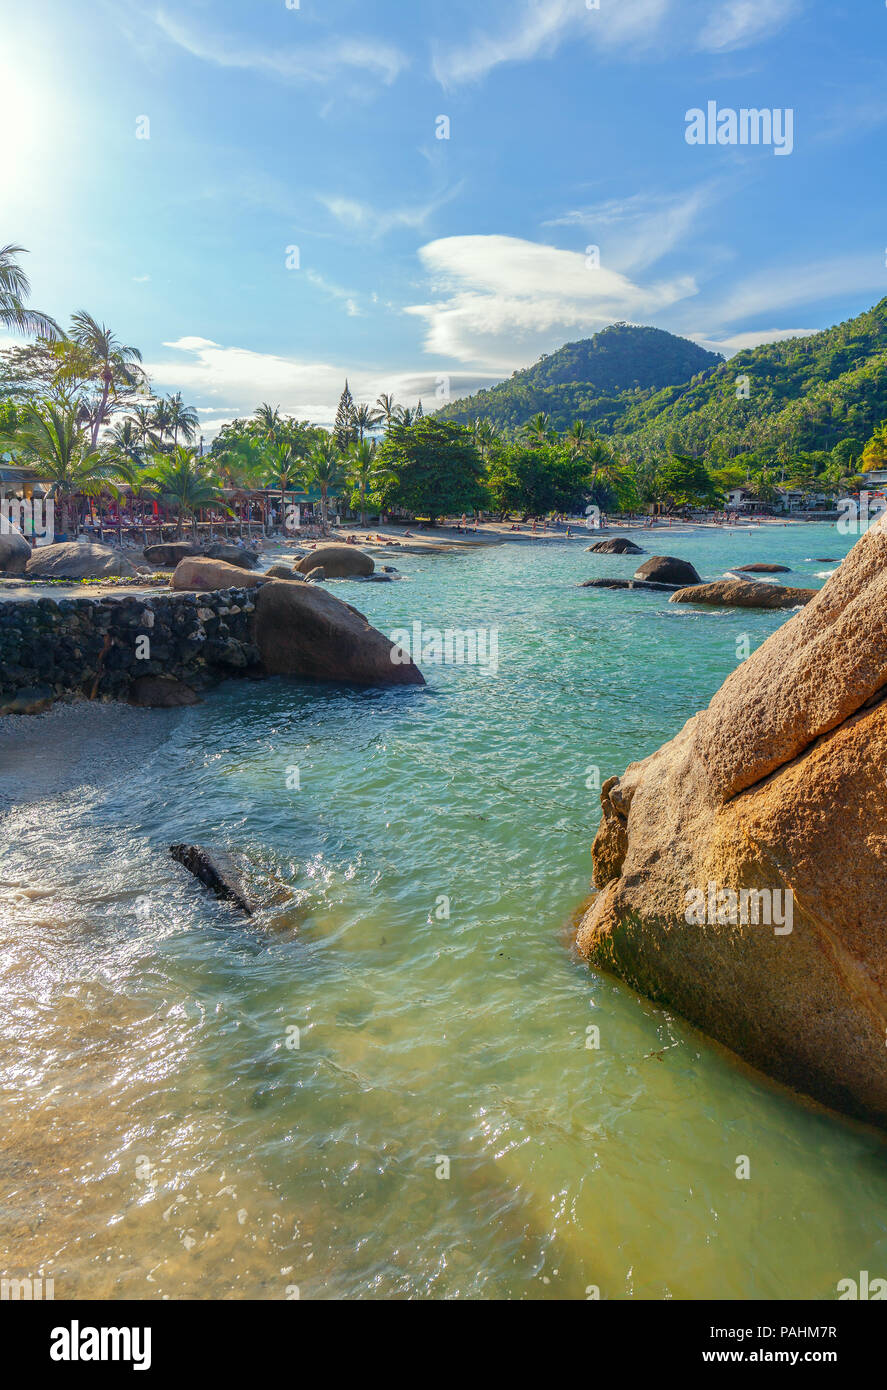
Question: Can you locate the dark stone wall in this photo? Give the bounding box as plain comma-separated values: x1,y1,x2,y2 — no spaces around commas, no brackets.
0,587,262,715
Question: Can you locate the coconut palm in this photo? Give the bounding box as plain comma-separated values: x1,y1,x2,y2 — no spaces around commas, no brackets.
263,439,305,530
253,402,282,442
347,439,395,527
354,403,382,442
473,418,498,461
0,395,119,535
376,393,399,432
566,419,591,457
303,433,347,528
166,392,200,448
0,244,62,340
141,447,226,538
523,412,552,446
62,311,145,447
149,396,174,450
131,402,159,451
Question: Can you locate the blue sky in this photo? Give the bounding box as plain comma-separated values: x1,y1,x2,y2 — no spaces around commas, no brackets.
3,0,886,435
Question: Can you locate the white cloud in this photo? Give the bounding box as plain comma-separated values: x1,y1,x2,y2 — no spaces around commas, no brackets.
404,234,698,369
692,327,818,357
317,188,460,239
544,184,722,273
153,8,408,86
433,0,669,87
698,0,800,54
711,254,885,323
144,338,497,435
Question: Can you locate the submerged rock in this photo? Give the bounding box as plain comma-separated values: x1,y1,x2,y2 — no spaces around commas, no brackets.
252,578,424,686
733,562,791,573
579,577,680,592
577,518,887,1127
26,542,138,579
633,555,701,586
130,676,202,708
170,843,254,914
586,537,645,555
295,545,374,579
670,579,817,609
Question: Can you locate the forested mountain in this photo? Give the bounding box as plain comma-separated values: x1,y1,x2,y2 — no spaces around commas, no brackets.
436,325,723,432
435,300,887,469
612,299,887,465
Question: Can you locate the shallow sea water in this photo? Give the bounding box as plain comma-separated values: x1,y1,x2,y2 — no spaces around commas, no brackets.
2,523,884,1300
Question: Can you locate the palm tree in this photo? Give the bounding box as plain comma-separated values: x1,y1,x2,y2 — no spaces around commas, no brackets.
566,419,591,457
354,403,382,442
253,403,282,443
131,402,158,452
63,311,145,448
473,418,498,461
0,395,119,535
263,439,305,531
0,244,62,340
376,393,399,432
149,396,174,450
347,439,395,527
523,412,552,446
303,434,347,528
166,392,199,448
142,447,226,538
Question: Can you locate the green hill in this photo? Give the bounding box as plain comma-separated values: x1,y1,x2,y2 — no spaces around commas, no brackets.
612,298,887,465
436,324,723,433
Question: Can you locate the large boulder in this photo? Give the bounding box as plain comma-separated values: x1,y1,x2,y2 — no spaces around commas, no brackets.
0,526,31,574
143,541,201,568
586,537,645,555
633,555,701,586
25,542,138,579
577,518,887,1127
251,578,424,687
171,557,266,592
670,580,817,609
203,544,261,570
294,545,374,579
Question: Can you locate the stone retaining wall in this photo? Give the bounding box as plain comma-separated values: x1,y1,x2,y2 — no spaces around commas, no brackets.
0,587,262,715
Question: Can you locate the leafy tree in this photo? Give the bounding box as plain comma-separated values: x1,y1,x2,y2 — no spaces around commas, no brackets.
657,454,719,507
377,418,487,524
862,422,887,472
486,442,594,519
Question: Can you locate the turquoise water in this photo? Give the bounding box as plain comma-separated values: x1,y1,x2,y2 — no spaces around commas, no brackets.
2,523,885,1300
